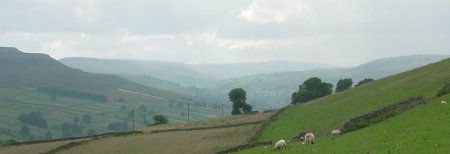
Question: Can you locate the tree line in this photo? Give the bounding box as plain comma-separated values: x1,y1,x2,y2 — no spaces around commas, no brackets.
291,77,374,104
38,87,107,102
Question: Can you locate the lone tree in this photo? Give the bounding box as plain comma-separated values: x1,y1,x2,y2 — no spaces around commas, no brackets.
355,78,375,87
335,78,353,92
228,88,252,115
291,77,333,104
153,114,168,125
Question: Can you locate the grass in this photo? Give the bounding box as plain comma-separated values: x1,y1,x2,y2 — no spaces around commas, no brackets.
0,112,273,154
255,59,450,142
0,86,231,141
237,94,450,153
231,58,450,153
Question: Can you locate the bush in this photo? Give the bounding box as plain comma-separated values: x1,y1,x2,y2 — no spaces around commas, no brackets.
18,111,48,128
153,115,168,125
436,83,450,97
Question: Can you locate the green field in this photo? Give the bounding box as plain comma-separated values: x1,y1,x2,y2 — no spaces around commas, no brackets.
0,87,231,141
235,58,450,153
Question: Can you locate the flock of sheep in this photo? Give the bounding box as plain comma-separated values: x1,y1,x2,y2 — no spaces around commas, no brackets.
272,100,448,151
272,129,341,151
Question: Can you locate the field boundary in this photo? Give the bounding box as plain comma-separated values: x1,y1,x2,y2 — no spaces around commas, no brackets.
215,140,273,154
5,131,143,147
149,120,265,134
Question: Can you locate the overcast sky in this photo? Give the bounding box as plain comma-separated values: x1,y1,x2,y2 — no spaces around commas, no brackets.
1,0,449,66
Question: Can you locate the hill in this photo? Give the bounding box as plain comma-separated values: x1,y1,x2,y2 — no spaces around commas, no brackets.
59,57,218,87
237,58,450,153
206,55,450,109
0,47,228,141
189,60,334,79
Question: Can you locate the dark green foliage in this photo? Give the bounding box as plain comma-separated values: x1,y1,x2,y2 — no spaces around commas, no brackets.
73,116,80,124
138,104,148,113
20,125,30,138
120,105,127,111
107,122,128,131
18,111,48,128
291,77,333,104
335,78,353,92
87,129,97,136
82,114,92,123
38,87,107,102
228,88,253,115
4,139,17,145
61,122,82,138
355,78,375,87
436,83,450,97
153,115,168,125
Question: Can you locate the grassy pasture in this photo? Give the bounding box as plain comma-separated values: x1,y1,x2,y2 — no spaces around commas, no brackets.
237,95,450,153
0,112,273,154
0,87,230,141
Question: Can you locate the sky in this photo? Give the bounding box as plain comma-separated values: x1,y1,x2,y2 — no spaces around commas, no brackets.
1,0,449,67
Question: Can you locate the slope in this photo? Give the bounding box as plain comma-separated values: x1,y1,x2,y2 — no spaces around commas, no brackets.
0,47,227,141
232,58,450,153
206,55,449,109
189,60,334,79
59,57,218,87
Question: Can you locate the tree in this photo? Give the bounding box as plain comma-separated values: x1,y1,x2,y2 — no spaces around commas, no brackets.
87,129,97,136
82,114,92,123
20,125,30,138
355,78,375,87
228,88,253,115
153,115,168,125
335,78,353,92
138,104,148,113
18,111,48,128
73,116,80,124
291,77,333,104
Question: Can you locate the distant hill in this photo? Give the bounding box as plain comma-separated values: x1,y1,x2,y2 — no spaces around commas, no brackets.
189,60,334,79
206,55,450,109
0,47,227,141
60,57,218,87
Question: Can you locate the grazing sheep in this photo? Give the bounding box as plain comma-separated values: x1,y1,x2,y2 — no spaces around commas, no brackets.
332,130,342,136
273,139,287,151
441,101,447,105
293,132,307,141
304,133,315,144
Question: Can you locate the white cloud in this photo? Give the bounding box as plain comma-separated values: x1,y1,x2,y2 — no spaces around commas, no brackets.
72,0,102,23
238,0,313,23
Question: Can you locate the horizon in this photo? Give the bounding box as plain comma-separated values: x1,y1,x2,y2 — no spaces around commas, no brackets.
1,0,450,67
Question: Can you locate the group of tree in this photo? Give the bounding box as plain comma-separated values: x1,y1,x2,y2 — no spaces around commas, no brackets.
107,121,128,131
335,78,353,92
228,88,252,115
18,111,48,128
38,87,107,102
291,77,375,104
61,122,82,138
153,114,168,125
291,77,333,104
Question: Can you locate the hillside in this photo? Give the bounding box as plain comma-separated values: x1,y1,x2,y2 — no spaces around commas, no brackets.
0,112,274,154
59,57,218,87
206,55,450,109
0,47,228,141
237,58,450,153
189,60,334,79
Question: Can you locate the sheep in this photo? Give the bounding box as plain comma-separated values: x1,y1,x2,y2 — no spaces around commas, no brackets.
441,101,447,105
331,129,342,136
304,133,315,144
273,139,287,151
293,132,307,141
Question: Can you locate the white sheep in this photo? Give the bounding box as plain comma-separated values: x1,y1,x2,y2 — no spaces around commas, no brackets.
273,139,287,151
331,129,342,136
304,133,315,144
441,101,447,105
